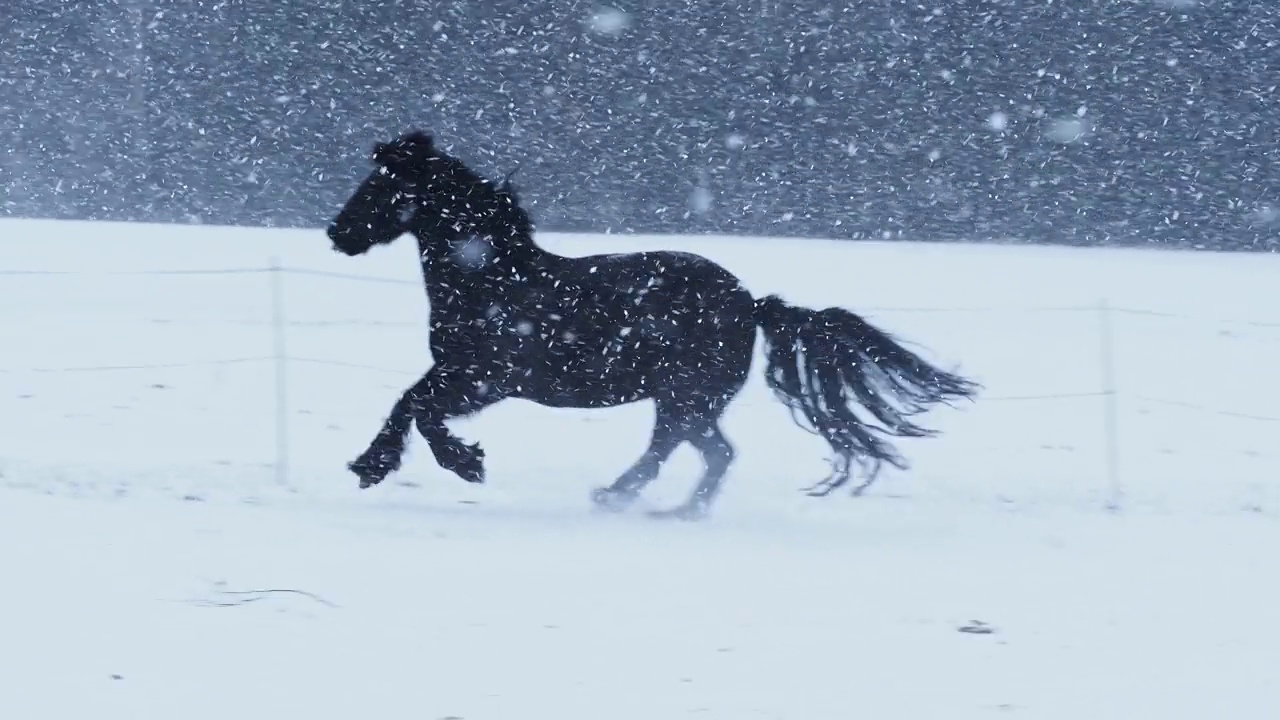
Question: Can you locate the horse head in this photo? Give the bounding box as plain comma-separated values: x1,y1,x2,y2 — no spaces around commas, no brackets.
327,130,532,259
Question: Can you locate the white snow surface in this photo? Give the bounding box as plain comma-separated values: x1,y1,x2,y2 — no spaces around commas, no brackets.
2,218,1279,718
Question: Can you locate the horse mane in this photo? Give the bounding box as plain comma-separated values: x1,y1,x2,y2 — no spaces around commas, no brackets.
437,150,532,238
491,171,534,239
385,130,536,241
442,155,534,239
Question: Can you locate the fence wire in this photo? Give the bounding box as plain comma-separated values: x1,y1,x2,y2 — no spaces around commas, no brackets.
5,262,1280,424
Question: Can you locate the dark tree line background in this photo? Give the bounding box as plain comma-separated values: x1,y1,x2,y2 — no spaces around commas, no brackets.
1,0,1276,250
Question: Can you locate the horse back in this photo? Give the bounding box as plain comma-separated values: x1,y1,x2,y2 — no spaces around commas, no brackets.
423,245,755,406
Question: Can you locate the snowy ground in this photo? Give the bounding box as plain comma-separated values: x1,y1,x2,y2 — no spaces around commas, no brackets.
3,218,1279,718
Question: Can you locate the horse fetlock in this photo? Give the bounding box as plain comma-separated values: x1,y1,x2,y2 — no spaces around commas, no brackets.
590,486,638,512
440,440,486,484
348,450,400,489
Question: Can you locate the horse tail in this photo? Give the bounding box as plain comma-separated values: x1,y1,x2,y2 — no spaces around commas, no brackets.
752,294,979,496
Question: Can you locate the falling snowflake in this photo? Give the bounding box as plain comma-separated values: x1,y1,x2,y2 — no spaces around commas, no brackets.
453,236,493,269
589,7,630,37
1047,115,1091,144
690,186,713,214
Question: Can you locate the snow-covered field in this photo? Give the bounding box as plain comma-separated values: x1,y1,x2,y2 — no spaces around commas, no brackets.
3,217,1278,719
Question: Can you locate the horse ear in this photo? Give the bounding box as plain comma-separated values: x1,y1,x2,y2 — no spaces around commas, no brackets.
499,168,520,201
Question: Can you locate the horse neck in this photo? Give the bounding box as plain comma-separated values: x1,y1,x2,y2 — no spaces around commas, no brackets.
493,223,556,267
413,224,559,292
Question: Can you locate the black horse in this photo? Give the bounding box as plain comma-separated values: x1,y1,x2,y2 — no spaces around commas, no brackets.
326,130,978,520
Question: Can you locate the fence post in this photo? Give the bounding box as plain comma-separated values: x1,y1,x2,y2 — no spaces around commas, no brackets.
269,256,290,488
1099,298,1121,512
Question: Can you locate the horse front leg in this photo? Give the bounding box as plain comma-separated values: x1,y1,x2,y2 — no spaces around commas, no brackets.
349,364,503,488
348,387,417,488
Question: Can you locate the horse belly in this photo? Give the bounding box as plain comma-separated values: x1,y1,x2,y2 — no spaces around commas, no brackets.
523,332,660,408
493,254,757,408
529,289,754,407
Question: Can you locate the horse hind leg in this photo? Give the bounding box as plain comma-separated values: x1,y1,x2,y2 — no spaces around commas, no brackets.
648,419,735,521
590,402,685,512
646,350,750,520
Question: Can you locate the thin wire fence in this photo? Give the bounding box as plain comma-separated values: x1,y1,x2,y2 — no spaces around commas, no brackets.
6,260,1280,508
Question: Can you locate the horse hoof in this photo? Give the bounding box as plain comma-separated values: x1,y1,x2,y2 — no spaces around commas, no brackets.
453,444,486,484
590,487,634,512
349,460,387,489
